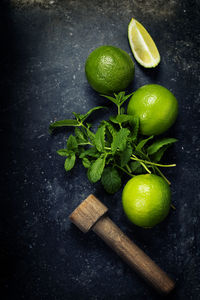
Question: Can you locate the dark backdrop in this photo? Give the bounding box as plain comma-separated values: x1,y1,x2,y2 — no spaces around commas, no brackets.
0,0,200,299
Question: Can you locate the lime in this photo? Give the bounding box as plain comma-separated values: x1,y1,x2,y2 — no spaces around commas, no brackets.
127,84,178,136
85,46,135,95
128,18,160,68
122,174,171,228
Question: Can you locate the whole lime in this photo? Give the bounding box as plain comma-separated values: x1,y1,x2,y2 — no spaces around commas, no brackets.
127,84,178,135
122,174,171,228
85,46,135,95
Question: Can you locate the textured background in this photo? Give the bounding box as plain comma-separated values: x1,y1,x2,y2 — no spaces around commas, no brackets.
0,0,200,299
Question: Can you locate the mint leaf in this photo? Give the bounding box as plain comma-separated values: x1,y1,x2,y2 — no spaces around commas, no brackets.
57,149,69,157
101,167,121,194
120,107,125,114
86,123,92,129
86,128,95,143
64,153,76,171
101,121,117,144
103,121,117,137
94,125,105,152
110,114,135,124
87,167,93,183
136,135,154,152
111,128,130,153
115,91,125,100
82,157,91,168
130,161,144,174
74,127,88,144
151,146,169,162
49,119,79,133
120,143,133,167
129,117,139,142
72,112,81,121
79,147,99,158
80,106,106,122
106,156,114,165
147,138,178,162
147,138,178,155
66,135,78,151
101,94,119,105
88,155,106,183
120,92,134,106
101,92,134,109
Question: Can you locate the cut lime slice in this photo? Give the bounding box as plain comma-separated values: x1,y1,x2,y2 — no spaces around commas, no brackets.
128,18,160,68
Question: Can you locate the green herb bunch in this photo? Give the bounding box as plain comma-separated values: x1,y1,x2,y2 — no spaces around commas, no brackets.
49,92,177,194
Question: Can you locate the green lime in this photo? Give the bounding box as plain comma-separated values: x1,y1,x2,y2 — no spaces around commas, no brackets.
127,84,178,135
122,174,171,228
85,45,135,95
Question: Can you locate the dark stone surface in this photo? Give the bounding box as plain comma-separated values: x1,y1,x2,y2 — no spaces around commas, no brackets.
0,0,200,299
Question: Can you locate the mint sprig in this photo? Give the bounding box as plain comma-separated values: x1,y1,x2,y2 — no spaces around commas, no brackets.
49,91,177,194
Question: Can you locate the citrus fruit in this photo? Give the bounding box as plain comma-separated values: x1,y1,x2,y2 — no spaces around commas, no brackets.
122,174,171,228
127,84,178,136
128,18,160,68
85,45,135,95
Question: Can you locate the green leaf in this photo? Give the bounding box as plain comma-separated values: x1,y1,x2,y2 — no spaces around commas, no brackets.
103,121,117,137
101,92,134,108
147,138,178,155
120,143,133,167
88,155,106,183
105,156,114,165
115,91,125,103
66,135,78,151
72,112,81,121
86,123,92,129
130,161,144,174
101,167,121,194
87,167,93,183
100,121,117,144
81,106,106,122
100,94,119,105
109,116,118,124
64,153,76,171
94,125,106,152
111,128,130,153
115,91,125,99
129,117,139,142
57,149,69,157
86,128,95,142
74,127,88,144
136,135,154,152
49,119,79,133
151,146,169,162
120,107,125,114
82,157,91,168
120,92,134,106
79,147,99,158
110,114,135,124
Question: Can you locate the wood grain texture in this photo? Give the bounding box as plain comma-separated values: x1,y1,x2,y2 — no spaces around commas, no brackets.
69,194,108,233
93,217,175,294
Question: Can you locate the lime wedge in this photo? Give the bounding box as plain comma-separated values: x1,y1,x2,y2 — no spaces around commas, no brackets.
128,18,160,68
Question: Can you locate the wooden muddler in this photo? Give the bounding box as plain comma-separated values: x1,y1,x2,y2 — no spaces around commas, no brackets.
69,194,175,294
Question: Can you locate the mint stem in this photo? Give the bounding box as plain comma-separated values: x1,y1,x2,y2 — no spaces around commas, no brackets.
115,164,134,177
117,105,121,115
140,162,151,174
131,155,176,168
126,164,132,173
78,142,92,146
155,166,171,185
171,204,176,210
